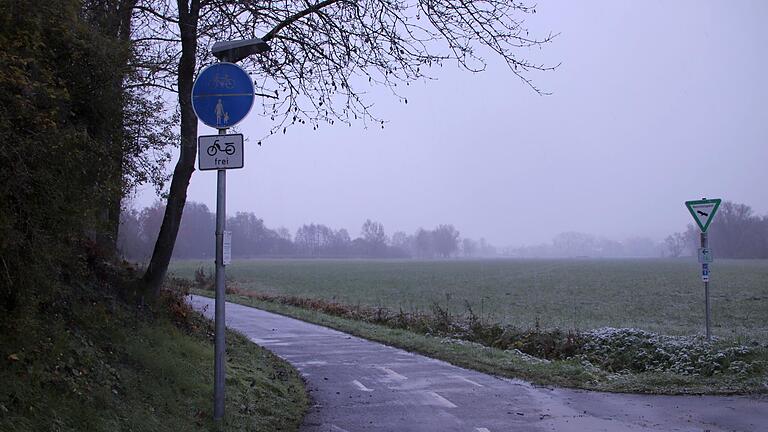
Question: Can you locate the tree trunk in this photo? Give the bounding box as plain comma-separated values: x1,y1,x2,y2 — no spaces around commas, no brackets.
109,1,137,249
141,0,200,297
89,0,137,255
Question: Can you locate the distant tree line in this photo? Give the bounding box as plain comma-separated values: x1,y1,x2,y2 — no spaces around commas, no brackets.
118,202,497,261
664,201,768,259
121,199,767,261
502,201,767,260
503,232,662,258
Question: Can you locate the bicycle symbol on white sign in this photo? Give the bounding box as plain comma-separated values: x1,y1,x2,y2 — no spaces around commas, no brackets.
198,134,244,171
206,139,236,156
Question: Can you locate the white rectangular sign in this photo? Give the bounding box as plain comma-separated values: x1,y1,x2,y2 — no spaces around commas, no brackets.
698,247,713,264
223,231,232,265
198,134,244,170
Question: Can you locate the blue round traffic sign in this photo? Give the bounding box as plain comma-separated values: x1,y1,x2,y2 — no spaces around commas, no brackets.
192,62,254,128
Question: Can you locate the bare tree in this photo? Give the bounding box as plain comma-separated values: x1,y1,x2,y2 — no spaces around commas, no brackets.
432,224,459,257
664,233,685,258
414,228,433,258
391,231,413,256
461,238,477,258
295,223,334,256
361,219,388,257
132,0,558,295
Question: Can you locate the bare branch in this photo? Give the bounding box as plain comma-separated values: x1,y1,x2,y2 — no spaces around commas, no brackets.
262,0,343,42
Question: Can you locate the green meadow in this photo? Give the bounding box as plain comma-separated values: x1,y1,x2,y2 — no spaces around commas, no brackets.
171,258,768,341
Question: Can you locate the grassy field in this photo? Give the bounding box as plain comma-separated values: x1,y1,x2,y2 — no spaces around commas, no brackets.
170,258,768,341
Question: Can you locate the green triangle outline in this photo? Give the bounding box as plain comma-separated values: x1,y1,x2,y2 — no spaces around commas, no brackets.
685,199,722,232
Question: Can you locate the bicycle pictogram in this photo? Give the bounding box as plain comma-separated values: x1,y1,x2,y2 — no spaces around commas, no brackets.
207,139,236,156
210,73,235,89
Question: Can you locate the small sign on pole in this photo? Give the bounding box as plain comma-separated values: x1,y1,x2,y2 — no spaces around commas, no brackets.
198,134,244,171
223,231,232,266
701,263,710,282
698,247,713,264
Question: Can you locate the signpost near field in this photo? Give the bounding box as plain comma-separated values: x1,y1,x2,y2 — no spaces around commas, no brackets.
192,38,269,422
685,198,722,340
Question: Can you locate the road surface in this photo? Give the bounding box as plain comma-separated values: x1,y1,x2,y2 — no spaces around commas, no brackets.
190,296,766,432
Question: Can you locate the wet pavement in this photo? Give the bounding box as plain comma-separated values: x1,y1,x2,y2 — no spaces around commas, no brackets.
190,295,767,432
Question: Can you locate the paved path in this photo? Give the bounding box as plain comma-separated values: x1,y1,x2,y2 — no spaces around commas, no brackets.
190,296,766,432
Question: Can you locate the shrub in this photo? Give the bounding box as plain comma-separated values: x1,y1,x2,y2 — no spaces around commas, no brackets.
220,289,766,378
579,327,765,376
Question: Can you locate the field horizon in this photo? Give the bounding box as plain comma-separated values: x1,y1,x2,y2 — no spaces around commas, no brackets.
170,258,768,341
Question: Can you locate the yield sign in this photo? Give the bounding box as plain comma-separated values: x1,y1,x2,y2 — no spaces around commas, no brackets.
685,198,722,232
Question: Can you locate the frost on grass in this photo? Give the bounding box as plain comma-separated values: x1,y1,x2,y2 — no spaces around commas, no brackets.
439,337,487,350
193,284,766,380
505,348,552,364
580,327,765,376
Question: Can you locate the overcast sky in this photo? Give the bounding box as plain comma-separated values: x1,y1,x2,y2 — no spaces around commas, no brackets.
133,0,768,247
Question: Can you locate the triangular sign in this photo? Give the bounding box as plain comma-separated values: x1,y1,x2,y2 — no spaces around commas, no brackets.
685,198,722,232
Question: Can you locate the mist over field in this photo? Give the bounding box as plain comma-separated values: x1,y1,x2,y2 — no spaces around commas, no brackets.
130,1,768,250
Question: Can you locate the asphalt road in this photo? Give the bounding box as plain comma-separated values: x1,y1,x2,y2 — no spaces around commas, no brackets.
190,296,767,432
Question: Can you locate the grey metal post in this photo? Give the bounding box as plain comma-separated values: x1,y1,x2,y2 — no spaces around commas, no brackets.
701,231,711,340
214,127,227,420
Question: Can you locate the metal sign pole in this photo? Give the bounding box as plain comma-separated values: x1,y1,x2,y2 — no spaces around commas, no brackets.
214,127,227,421
686,197,720,341
193,55,256,422
701,231,711,340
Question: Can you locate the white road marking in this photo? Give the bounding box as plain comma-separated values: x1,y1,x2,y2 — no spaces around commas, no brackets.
249,337,296,346
295,360,328,366
427,391,457,408
453,375,484,387
352,380,374,392
376,366,408,381
474,428,491,432
327,424,350,432
249,337,280,344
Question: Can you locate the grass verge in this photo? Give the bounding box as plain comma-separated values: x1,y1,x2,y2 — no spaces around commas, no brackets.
0,269,308,432
191,288,768,395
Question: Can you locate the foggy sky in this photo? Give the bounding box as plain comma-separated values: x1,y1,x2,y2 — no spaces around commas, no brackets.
133,0,768,247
